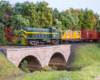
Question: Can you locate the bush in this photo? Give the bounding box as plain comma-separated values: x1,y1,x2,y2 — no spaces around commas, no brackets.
0,23,7,45
42,65,52,71
21,60,30,73
52,65,57,71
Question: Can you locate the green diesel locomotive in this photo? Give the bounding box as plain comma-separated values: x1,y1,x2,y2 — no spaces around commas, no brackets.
15,26,61,45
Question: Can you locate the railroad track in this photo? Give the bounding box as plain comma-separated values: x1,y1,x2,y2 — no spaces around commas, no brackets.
0,42,98,49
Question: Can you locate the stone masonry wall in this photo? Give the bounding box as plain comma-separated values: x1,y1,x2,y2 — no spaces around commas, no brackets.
3,45,71,67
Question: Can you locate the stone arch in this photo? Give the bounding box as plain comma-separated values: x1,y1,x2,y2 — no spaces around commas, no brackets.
18,55,42,72
48,52,66,70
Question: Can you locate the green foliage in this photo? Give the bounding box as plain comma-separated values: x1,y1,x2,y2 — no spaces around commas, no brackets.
82,8,94,29
51,8,60,20
10,15,30,30
14,1,39,28
21,60,30,73
59,15,70,30
78,12,84,29
53,19,62,31
37,1,52,27
30,23,40,28
0,1,98,31
93,13,100,30
94,20,100,30
42,65,52,71
14,1,52,27
98,40,100,47
91,75,95,78
65,12,79,30
51,8,60,26
0,0,13,28
12,29,19,36
0,23,7,45
52,65,57,71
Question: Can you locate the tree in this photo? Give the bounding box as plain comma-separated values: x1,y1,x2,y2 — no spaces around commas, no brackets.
0,0,13,28
51,8,60,25
78,12,84,29
14,1,52,27
10,15,30,30
65,12,79,30
73,9,81,14
53,19,62,31
93,13,100,30
82,8,94,29
0,23,7,45
59,15,70,30
36,1,52,27
14,1,39,27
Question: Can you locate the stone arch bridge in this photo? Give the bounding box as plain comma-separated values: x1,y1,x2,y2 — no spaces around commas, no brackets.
1,45,71,71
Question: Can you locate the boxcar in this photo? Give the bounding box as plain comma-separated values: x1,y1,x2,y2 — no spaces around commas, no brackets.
81,29,100,42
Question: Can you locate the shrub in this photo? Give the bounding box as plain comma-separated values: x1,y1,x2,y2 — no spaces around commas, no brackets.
52,65,57,71
42,65,52,71
3,27,14,42
0,23,7,45
21,60,30,73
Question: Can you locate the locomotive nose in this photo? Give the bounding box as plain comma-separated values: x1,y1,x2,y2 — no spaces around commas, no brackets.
19,29,27,38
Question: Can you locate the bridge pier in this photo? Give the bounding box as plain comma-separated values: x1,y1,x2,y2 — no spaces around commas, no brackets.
1,45,71,71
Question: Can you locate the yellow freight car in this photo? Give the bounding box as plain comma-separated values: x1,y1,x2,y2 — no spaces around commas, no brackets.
61,30,85,43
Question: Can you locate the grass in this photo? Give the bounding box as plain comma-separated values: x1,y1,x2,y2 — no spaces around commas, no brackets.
0,53,23,79
71,44,100,66
11,65,100,80
11,44,100,80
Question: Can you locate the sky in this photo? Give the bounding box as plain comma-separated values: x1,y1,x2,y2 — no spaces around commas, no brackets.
6,0,100,15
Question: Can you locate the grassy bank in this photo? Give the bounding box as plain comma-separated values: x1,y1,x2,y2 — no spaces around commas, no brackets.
11,65,100,80
71,44,100,66
0,54,23,79
11,44,100,80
